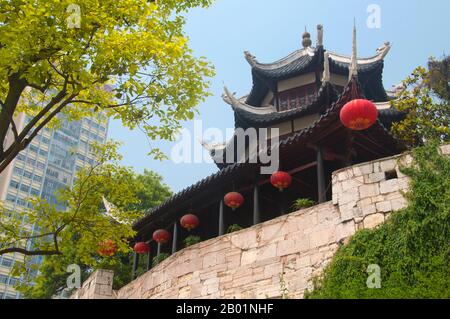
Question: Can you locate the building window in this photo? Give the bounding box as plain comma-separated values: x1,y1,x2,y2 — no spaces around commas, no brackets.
278,84,317,111
9,180,19,189
1,257,13,267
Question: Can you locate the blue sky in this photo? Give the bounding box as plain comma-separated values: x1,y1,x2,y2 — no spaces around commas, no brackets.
108,0,450,193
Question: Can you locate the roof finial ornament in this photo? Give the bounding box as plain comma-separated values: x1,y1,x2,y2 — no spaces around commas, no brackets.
322,52,330,83
222,86,239,106
302,26,312,49
317,24,323,47
348,19,358,81
244,50,257,67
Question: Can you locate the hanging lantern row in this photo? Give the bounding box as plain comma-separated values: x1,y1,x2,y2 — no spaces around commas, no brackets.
180,214,199,230
153,229,170,244
224,191,244,210
134,241,150,254
340,99,378,131
127,172,294,253
270,171,292,192
97,239,117,257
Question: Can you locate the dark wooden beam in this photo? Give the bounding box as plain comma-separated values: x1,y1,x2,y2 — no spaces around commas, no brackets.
218,200,225,236
171,222,178,254
253,181,260,225
131,252,139,280
316,146,326,203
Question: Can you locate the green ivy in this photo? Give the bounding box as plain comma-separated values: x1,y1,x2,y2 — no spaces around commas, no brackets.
291,198,315,210
306,142,450,299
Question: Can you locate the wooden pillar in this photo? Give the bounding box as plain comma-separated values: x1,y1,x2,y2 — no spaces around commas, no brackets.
253,181,260,225
316,145,326,203
146,250,152,271
218,200,225,236
131,252,139,280
171,222,178,254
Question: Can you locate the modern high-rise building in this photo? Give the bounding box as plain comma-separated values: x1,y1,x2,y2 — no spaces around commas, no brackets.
0,113,108,299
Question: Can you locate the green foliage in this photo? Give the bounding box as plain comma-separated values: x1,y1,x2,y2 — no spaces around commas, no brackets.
227,224,243,234
291,198,315,210
183,235,201,248
0,0,214,172
306,142,450,299
10,141,171,298
152,253,170,267
391,56,450,148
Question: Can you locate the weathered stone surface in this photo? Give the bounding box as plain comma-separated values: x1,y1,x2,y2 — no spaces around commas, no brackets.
363,213,385,229
73,147,450,300
359,184,380,198
380,179,400,194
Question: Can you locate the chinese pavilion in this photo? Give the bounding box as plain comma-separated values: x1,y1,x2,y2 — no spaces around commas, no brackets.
130,25,406,273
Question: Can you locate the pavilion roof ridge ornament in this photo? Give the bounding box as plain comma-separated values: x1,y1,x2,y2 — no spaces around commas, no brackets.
302,26,312,48
243,47,315,71
348,20,358,82
197,137,227,152
316,24,324,47
244,50,258,68
326,41,391,65
322,51,331,83
222,86,276,114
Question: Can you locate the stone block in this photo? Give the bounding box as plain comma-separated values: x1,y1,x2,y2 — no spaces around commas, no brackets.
440,144,450,155
367,172,385,183
376,200,392,213
339,189,360,205
359,183,380,198
353,163,373,176
380,159,396,172
391,196,407,211
255,243,277,261
241,249,258,266
380,179,400,194
336,220,355,241
363,213,385,229
230,229,258,249
310,226,336,248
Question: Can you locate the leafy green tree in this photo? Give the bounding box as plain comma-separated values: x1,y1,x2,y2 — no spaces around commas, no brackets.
8,142,171,298
391,56,450,148
0,0,214,172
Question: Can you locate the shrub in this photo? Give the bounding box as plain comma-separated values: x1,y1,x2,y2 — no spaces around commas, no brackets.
183,235,201,247
291,198,315,210
227,224,243,233
306,142,450,299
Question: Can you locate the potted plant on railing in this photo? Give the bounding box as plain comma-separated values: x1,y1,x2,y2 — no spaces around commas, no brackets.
183,235,201,248
227,224,243,233
291,198,315,211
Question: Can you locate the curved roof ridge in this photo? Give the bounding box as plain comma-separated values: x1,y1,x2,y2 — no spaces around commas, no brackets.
327,42,391,65
244,47,316,70
222,86,277,114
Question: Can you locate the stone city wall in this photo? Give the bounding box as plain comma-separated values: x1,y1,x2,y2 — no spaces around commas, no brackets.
71,145,450,299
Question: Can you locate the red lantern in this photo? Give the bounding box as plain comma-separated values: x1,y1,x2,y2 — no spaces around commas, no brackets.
340,99,378,130
270,171,292,191
97,239,117,257
180,214,199,231
152,229,170,244
133,242,150,254
224,192,244,210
